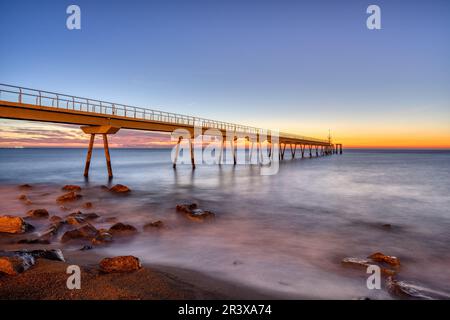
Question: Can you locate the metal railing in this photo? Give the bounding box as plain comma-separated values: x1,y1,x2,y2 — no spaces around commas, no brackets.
0,83,328,144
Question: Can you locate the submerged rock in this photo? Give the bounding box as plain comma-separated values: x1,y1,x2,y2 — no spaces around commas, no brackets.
17,238,50,245
341,257,396,276
80,245,93,251
83,202,93,209
385,277,450,300
67,211,99,221
65,216,85,226
92,231,113,245
176,204,215,222
61,224,98,243
368,252,400,267
109,184,131,193
143,220,164,231
99,256,141,273
18,194,32,205
62,185,81,192
29,249,65,262
108,222,138,235
19,184,32,190
50,216,63,223
0,215,34,234
40,221,64,239
26,209,49,219
57,192,82,203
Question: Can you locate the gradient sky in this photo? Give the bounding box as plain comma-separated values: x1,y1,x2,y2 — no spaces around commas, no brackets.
1,0,449,148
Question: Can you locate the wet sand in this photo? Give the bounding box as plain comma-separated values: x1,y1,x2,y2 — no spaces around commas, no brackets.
0,250,286,300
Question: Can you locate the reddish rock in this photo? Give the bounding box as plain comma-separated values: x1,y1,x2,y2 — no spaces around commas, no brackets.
92,231,113,245
0,216,34,234
61,224,98,243
40,222,64,239
108,222,138,235
143,220,164,231
68,211,99,220
62,185,81,192
83,202,93,209
26,209,49,219
99,256,141,273
341,257,396,276
57,192,82,203
19,184,32,190
109,184,131,193
50,216,63,223
0,255,35,276
65,216,85,226
368,252,401,267
18,194,32,204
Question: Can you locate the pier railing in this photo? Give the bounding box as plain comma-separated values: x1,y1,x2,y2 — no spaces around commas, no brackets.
0,84,328,144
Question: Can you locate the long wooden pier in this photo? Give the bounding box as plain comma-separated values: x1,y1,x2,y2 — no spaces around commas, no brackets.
0,84,342,177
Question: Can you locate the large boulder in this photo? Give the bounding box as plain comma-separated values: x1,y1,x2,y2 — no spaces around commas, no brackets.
67,211,99,221
176,203,215,222
26,209,49,219
56,192,82,203
62,185,81,192
99,256,141,273
109,184,131,193
0,215,34,234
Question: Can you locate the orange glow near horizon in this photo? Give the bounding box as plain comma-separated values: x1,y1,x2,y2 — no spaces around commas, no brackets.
0,119,449,149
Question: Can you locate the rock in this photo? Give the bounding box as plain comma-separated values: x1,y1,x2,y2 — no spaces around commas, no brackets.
109,184,131,193
26,208,49,219
381,224,392,229
92,231,113,245
40,222,64,239
341,257,396,276
18,194,28,201
99,256,141,273
0,215,34,234
61,224,98,243
0,249,64,276
0,253,35,276
100,185,110,191
108,222,138,235
368,252,400,267
56,192,82,203
83,202,93,209
176,204,215,222
80,245,93,251
17,238,50,245
68,211,99,221
29,249,65,262
65,216,85,226
50,216,63,223
62,185,81,192
19,184,32,190
385,277,442,300
143,220,164,230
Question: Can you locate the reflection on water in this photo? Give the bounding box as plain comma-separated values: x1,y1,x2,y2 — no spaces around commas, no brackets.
0,148,450,299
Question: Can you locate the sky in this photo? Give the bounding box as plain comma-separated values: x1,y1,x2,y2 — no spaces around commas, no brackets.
0,0,449,148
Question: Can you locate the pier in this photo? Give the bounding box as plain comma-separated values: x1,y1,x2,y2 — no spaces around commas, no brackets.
0,84,342,177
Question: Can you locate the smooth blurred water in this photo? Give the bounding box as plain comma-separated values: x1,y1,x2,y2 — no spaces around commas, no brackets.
0,148,449,299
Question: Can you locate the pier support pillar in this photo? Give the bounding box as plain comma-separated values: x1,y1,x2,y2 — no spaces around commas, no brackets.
189,139,196,169
309,145,312,158
300,144,305,158
290,143,296,159
81,125,120,178
173,136,182,169
102,134,113,178
83,134,95,177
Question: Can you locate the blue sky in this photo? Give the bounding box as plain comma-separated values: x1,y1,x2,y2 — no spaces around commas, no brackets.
1,0,449,147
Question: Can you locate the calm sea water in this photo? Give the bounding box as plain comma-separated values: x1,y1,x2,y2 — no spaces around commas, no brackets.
1,148,450,299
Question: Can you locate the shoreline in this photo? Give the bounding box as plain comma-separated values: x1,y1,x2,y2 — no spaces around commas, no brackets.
0,249,290,300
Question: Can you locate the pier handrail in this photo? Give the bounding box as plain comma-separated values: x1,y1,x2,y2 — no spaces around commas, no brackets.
0,83,328,144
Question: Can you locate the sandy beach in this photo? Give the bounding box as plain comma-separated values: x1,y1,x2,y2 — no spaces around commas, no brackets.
0,250,283,300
